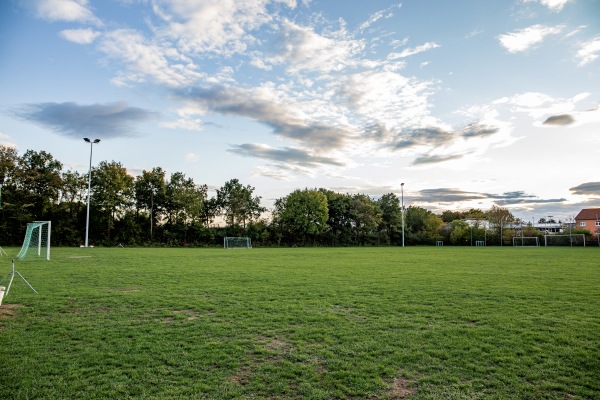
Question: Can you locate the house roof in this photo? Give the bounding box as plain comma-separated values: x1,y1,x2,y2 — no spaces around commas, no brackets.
575,208,600,220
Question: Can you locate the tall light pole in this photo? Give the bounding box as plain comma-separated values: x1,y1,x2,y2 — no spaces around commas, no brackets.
84,138,100,247
401,183,405,247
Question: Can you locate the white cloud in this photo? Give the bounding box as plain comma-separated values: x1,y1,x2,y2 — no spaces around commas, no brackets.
494,92,557,108
0,133,17,148
151,0,293,56
161,118,204,131
184,152,198,162
387,42,440,60
576,36,600,66
336,70,435,132
267,20,365,73
59,28,100,44
465,29,484,39
358,3,401,33
494,91,591,120
498,24,564,53
30,0,101,25
522,0,572,12
98,29,203,87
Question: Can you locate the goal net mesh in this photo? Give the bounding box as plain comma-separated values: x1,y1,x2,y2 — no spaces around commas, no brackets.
544,234,585,247
224,237,252,249
16,221,51,261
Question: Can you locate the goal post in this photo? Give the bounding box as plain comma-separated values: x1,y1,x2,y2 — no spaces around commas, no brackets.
512,236,540,247
224,236,252,249
544,234,585,247
16,221,51,261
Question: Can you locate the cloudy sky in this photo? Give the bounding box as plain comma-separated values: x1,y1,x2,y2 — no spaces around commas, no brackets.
1,0,599,222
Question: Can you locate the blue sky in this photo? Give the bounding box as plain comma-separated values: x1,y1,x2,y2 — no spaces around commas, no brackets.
1,0,599,223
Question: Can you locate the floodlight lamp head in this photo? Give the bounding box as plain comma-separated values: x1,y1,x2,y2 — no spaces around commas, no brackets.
93,139,101,144
84,138,90,143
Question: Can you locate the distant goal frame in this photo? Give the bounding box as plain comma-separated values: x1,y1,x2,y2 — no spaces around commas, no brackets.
224,236,252,249
512,236,540,247
544,234,586,247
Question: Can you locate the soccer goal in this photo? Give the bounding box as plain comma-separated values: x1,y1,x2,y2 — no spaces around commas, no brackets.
16,221,51,261
512,236,540,247
224,237,252,249
544,234,586,247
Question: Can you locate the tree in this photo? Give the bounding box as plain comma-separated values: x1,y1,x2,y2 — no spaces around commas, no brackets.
0,145,19,186
59,169,87,219
0,146,22,243
464,208,487,219
405,206,443,244
164,172,206,226
216,179,265,228
486,205,513,226
135,167,167,239
91,161,134,242
15,149,63,218
487,205,514,245
319,189,355,245
201,197,219,227
440,210,463,223
351,194,382,244
449,220,470,245
378,193,402,244
276,188,328,244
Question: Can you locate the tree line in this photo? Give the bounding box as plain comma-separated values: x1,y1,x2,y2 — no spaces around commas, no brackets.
0,145,563,248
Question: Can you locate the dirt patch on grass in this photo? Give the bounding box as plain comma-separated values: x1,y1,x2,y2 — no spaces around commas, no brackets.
162,309,214,323
265,338,289,352
380,375,416,399
116,287,140,293
228,337,294,387
0,303,23,318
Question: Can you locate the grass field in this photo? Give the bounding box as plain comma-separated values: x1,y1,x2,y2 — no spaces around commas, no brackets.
0,246,599,399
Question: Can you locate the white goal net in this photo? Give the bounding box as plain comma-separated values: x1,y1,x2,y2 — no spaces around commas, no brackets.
544,234,586,247
224,237,252,249
16,221,51,260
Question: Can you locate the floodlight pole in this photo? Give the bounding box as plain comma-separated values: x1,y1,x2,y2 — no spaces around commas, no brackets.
401,183,405,248
84,138,100,248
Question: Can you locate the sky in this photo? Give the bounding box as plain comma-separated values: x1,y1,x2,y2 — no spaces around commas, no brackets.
1,0,599,223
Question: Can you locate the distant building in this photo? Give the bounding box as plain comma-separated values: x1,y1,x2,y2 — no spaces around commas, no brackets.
574,208,600,236
464,218,491,229
531,222,562,233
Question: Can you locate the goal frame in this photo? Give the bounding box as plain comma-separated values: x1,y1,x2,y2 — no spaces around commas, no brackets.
16,221,51,260
224,236,252,249
512,236,540,247
544,234,586,247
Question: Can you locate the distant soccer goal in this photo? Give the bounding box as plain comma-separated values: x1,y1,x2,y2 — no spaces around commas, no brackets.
512,236,540,247
16,221,51,261
224,236,252,249
544,234,585,247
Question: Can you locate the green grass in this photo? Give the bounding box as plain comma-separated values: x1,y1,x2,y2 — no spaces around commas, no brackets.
0,247,599,399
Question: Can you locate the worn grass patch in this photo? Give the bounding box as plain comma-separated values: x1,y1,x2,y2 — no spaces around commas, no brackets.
0,246,598,399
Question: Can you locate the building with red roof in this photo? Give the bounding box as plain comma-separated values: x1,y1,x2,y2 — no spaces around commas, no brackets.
575,208,600,236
